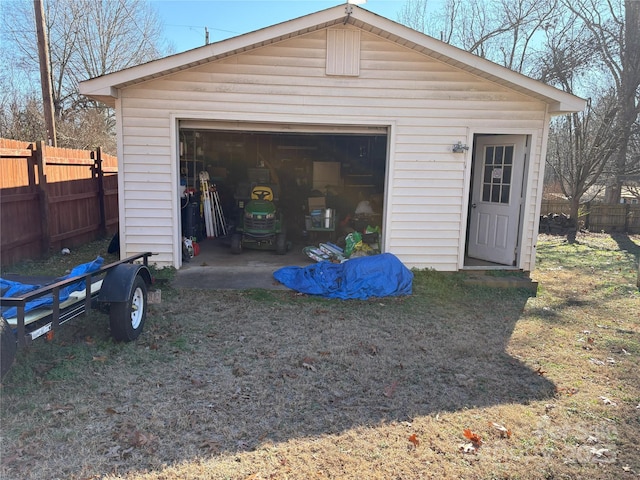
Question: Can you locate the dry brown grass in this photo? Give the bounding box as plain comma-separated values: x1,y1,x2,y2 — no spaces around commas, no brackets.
1,232,638,480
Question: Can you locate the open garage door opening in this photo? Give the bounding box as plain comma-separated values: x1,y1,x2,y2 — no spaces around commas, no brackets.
178,126,388,263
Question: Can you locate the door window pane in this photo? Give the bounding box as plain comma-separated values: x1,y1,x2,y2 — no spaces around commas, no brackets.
481,144,515,205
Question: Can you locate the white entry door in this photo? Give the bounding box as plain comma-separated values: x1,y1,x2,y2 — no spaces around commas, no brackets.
467,135,526,265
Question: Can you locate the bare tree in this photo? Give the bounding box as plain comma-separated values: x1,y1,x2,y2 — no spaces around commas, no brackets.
397,0,433,37
399,0,560,75
561,0,640,203
533,12,625,241
0,0,167,152
0,97,47,141
546,94,620,241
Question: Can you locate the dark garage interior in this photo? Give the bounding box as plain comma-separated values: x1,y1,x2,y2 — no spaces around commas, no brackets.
178,128,388,259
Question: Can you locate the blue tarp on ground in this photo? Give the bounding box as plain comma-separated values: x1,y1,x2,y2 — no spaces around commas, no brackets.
273,253,413,300
1,257,104,319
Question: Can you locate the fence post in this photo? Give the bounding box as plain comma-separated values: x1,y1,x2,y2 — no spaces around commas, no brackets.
93,147,107,237
35,140,50,255
625,204,630,232
584,201,591,231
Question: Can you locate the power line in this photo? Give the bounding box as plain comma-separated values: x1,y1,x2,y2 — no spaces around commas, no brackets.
164,23,239,35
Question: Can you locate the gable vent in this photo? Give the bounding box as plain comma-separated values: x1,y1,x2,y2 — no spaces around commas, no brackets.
326,28,360,76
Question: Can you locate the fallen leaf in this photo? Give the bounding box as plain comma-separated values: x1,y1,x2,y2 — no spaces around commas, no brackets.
489,422,512,438
408,433,419,447
199,439,220,453
383,381,398,398
44,403,74,414
129,430,154,448
105,445,121,458
458,442,478,454
590,447,610,458
463,428,482,447
45,331,54,341
121,446,134,457
236,439,250,450
232,366,247,377
556,386,579,396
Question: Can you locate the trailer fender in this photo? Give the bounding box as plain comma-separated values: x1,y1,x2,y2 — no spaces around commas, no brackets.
98,264,152,304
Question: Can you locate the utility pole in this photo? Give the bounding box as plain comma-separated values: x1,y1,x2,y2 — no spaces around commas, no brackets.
34,0,57,147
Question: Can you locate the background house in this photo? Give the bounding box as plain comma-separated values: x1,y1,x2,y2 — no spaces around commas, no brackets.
80,4,585,271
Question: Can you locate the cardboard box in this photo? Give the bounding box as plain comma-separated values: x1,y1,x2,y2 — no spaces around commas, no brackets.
308,196,326,211
313,162,341,190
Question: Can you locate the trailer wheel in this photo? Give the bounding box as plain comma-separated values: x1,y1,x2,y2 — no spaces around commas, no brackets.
1,318,17,380
109,275,147,342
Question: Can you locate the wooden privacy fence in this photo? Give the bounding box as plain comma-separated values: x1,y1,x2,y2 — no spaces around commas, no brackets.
540,200,640,234
1,138,118,267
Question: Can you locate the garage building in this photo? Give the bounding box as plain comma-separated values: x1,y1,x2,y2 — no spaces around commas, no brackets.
79,4,585,271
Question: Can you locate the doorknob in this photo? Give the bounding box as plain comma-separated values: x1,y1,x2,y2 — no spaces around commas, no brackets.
472,203,477,208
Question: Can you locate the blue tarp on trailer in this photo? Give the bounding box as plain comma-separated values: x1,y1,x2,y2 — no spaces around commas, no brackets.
1,257,104,318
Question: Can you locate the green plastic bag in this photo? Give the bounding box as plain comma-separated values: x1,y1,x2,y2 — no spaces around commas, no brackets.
344,232,362,257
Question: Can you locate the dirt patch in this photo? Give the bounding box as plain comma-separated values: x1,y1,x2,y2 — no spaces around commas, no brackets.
1,233,639,479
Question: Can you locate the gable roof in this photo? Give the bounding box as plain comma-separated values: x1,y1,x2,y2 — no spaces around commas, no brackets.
79,4,585,114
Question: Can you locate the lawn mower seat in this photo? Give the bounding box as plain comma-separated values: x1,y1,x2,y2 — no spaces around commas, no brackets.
251,185,274,201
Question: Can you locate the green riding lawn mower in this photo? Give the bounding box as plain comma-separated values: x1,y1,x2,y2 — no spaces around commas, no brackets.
230,184,288,255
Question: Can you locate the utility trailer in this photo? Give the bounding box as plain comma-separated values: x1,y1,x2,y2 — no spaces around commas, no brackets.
1,252,154,380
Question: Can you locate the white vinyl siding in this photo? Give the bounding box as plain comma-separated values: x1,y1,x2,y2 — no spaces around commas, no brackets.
117,27,548,269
